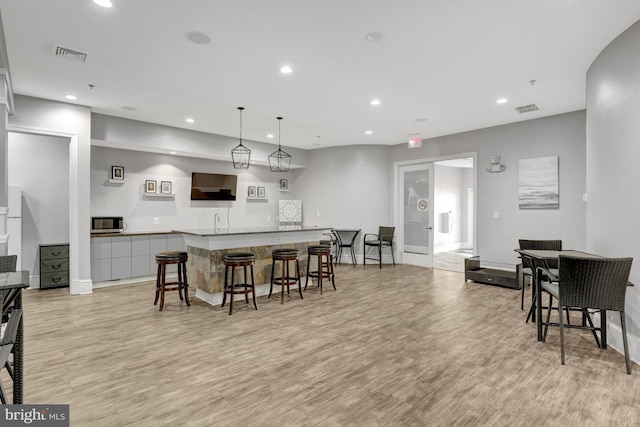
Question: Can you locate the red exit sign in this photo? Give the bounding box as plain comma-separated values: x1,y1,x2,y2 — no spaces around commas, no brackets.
408,136,422,148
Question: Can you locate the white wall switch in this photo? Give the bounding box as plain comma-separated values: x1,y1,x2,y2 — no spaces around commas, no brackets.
582,193,588,202
493,211,499,219
316,211,320,217
267,215,271,222
153,217,160,225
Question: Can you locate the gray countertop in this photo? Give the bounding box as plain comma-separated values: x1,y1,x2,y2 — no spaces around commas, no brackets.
174,226,325,237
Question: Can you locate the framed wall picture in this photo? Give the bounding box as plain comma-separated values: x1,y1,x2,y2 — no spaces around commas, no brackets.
161,181,172,194
279,179,288,191
145,180,157,193
257,186,265,198
248,186,256,197
111,165,124,180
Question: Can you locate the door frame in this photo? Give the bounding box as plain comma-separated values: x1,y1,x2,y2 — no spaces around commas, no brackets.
393,152,478,266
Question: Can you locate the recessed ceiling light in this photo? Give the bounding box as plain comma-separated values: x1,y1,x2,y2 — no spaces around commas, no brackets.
185,31,211,45
122,106,138,111
93,0,113,8
280,65,293,74
365,31,384,42
267,134,274,139
64,94,77,100
496,98,508,104
365,130,373,135
370,99,381,106
185,118,195,123
170,151,176,155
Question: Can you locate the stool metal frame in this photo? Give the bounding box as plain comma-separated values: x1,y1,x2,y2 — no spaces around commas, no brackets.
222,253,258,315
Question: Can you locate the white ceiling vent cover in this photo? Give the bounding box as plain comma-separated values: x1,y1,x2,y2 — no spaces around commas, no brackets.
53,44,89,62
515,104,541,114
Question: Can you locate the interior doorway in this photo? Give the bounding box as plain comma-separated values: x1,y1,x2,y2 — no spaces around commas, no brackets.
432,157,475,272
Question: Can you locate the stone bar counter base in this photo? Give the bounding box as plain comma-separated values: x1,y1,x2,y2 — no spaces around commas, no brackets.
188,241,313,295
175,226,327,307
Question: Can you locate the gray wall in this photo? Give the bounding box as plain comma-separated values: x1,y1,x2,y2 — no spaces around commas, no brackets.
91,146,297,231
586,19,640,355
8,133,69,275
294,145,392,257
390,111,587,265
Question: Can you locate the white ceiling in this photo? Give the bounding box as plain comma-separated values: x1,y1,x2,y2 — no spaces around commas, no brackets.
1,0,639,150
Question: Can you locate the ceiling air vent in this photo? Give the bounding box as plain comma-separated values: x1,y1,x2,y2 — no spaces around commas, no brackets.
515,104,541,114
53,44,88,62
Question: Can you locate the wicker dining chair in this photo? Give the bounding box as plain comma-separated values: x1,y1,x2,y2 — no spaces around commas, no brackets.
518,239,562,313
540,255,633,374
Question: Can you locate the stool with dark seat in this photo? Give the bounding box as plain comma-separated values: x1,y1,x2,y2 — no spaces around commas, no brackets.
305,245,336,295
222,252,257,315
270,249,303,304
154,251,190,311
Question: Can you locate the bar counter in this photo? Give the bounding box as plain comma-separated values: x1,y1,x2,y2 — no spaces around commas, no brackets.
173,226,327,306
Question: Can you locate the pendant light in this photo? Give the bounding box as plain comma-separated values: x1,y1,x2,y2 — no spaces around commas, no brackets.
231,107,251,169
268,116,292,172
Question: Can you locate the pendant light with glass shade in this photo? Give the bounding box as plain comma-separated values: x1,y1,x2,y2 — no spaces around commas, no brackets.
268,116,292,172
231,107,251,169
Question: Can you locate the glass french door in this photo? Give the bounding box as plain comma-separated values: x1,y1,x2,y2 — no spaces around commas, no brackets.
397,162,434,268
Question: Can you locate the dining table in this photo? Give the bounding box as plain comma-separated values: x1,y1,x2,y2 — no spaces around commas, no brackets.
0,270,29,404
514,249,603,342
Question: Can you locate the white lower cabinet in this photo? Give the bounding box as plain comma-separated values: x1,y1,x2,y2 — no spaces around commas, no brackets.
91,233,185,282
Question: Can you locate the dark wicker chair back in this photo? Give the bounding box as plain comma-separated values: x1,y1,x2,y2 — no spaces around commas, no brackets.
0,255,17,273
558,256,632,312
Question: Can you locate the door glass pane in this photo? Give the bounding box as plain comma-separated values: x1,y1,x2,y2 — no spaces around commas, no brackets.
404,169,430,254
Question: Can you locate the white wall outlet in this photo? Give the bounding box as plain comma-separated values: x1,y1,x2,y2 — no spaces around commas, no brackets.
493,211,499,219
153,217,159,225
267,215,271,222
316,211,320,217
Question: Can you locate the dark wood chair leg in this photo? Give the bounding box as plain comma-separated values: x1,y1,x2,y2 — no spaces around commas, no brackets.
154,264,161,305
296,260,303,299
250,265,258,310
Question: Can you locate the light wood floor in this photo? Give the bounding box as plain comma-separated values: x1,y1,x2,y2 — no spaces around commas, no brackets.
4,264,640,426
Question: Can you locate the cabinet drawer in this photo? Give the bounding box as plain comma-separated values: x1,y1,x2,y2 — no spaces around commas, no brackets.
41,245,69,260
41,258,69,274
41,271,69,287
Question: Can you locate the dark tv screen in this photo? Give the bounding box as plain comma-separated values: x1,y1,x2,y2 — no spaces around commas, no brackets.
190,172,237,201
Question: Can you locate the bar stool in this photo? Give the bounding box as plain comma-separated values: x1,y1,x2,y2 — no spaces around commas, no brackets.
154,251,190,311
270,249,303,304
222,252,257,315
305,245,336,295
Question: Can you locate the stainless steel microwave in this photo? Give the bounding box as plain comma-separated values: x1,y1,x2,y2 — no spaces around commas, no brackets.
91,216,124,233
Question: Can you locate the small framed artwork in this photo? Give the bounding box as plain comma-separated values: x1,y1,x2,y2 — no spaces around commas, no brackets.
257,186,265,198
248,186,256,197
145,180,157,193
279,179,288,191
161,181,172,194
111,166,124,180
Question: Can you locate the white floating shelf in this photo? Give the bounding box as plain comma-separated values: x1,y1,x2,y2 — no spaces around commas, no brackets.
144,193,176,199
107,179,126,185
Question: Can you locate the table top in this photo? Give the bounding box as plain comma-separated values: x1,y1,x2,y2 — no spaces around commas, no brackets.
0,271,30,291
515,249,603,260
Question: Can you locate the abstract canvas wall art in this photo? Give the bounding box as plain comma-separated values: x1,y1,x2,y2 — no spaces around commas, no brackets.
518,156,559,209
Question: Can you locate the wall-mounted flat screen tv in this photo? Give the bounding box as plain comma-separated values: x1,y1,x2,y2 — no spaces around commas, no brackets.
190,172,237,201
